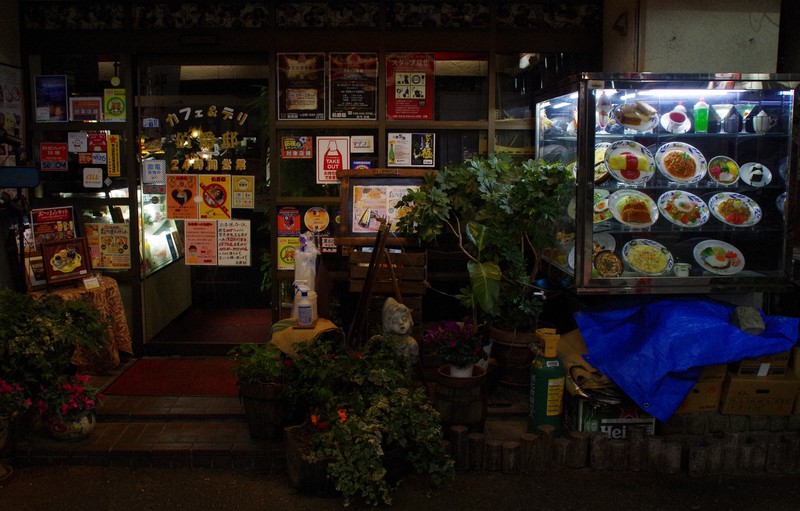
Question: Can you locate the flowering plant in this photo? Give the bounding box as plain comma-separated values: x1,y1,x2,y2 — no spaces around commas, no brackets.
228,343,294,387
423,320,489,367
0,379,31,416
36,375,102,422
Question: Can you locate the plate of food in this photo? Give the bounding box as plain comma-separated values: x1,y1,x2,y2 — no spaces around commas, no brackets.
709,192,762,227
592,233,616,254
654,142,707,184
657,190,709,228
594,142,611,184
739,162,772,187
604,140,656,185
608,189,658,227
611,101,659,132
707,156,740,186
594,250,623,277
593,189,612,224
622,239,674,276
693,239,745,275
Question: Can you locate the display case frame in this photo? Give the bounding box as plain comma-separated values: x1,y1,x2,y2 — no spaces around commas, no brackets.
535,72,800,295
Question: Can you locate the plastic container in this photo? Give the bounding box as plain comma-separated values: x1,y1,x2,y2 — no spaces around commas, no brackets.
528,328,565,433
693,98,709,133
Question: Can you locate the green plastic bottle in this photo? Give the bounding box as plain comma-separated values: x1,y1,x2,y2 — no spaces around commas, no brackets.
693,98,709,133
528,328,565,433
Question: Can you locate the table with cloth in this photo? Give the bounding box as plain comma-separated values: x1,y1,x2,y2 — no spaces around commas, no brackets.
29,275,133,373
268,318,344,357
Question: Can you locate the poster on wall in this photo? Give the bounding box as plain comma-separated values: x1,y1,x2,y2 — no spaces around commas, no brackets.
280,136,313,159
217,219,251,267
184,220,218,265
34,75,68,122
388,132,436,167
103,88,126,122
198,174,232,220
0,63,25,164
329,52,378,120
231,175,255,209
277,53,326,120
39,142,68,171
85,223,131,270
165,174,198,219
316,136,349,184
68,97,103,122
385,53,435,121
277,236,301,271
30,206,76,248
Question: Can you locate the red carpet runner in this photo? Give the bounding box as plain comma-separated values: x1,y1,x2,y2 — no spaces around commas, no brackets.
104,358,238,397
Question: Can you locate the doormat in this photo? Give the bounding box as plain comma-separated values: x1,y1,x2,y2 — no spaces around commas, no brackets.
103,358,238,397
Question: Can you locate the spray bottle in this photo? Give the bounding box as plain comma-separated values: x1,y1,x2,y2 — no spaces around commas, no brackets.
297,290,313,327
528,327,565,433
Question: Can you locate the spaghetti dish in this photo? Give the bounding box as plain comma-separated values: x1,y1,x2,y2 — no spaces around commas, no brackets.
626,244,668,274
663,150,696,179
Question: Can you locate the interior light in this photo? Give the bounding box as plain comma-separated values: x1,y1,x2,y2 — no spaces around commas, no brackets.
552,102,572,109
637,89,744,98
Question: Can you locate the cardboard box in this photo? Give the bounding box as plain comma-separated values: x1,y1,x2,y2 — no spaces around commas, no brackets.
791,346,800,372
697,364,727,382
732,351,791,376
563,391,656,439
719,372,800,416
675,380,723,414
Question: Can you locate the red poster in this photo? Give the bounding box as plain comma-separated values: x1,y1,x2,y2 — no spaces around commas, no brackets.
39,142,68,171
386,53,435,121
165,174,198,219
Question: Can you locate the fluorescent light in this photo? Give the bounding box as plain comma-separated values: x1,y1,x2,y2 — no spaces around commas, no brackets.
552,101,572,109
637,89,744,98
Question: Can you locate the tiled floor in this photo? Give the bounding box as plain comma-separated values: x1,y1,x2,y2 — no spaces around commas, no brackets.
12,359,529,470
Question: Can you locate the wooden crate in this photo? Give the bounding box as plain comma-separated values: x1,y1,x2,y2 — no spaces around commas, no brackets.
348,249,427,295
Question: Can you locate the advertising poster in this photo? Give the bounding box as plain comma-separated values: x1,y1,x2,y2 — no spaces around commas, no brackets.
316,136,349,184
86,223,131,270
41,237,91,285
83,167,103,188
277,206,301,236
386,53,435,121
351,185,418,234
280,136,313,159
34,75,68,122
103,88,126,122
277,53,326,120
231,175,255,209
198,174,232,220
0,64,25,163
329,52,378,120
165,174,198,219
40,142,68,171
350,135,374,153
277,236,301,270
67,132,88,153
184,220,217,265
387,132,435,167
68,97,103,121
217,219,251,267
31,206,76,248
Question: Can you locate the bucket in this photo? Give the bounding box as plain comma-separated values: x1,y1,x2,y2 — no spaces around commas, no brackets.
239,383,286,440
489,326,539,388
434,365,487,431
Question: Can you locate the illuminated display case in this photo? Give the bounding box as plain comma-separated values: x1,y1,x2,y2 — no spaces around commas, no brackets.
535,73,799,294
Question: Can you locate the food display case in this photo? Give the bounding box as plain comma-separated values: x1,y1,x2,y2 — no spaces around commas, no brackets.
536,73,799,294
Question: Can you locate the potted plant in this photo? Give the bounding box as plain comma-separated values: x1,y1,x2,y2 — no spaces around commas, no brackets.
35,374,102,441
395,153,572,385
228,343,294,440
423,320,489,377
282,331,454,506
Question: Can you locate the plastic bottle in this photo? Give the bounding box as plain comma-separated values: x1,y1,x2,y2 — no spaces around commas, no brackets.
297,290,313,327
693,98,709,133
528,328,565,433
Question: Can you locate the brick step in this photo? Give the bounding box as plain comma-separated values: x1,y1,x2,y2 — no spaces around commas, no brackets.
96,395,245,422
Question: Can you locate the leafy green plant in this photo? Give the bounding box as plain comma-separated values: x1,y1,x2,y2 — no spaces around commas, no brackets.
395,153,572,331
228,343,294,387
285,332,454,506
0,289,110,393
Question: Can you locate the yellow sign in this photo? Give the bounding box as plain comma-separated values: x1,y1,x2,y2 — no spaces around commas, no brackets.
107,134,121,177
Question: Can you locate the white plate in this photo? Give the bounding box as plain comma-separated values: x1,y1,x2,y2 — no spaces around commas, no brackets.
709,192,762,227
592,233,616,254
604,140,656,186
657,190,710,228
654,142,707,184
593,189,612,224
622,239,674,276
739,162,772,187
611,102,659,132
707,156,740,186
659,112,691,134
609,189,658,228
568,246,575,269
693,240,745,275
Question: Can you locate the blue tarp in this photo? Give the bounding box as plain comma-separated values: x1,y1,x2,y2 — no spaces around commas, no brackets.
573,297,799,422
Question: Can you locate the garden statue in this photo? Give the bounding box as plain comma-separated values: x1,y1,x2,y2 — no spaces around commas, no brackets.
373,297,418,372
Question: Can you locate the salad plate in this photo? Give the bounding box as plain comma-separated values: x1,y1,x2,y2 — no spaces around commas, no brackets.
707,156,740,186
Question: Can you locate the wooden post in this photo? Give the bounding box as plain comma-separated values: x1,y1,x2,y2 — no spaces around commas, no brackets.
566,431,588,468
502,441,520,473
627,425,647,472
535,424,556,471
485,440,503,471
467,433,485,471
646,436,664,472
553,438,570,470
590,432,610,470
663,442,683,474
519,433,538,473
609,440,628,471
450,425,469,471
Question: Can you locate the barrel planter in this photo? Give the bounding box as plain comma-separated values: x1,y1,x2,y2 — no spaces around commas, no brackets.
239,382,286,440
434,365,487,431
489,326,538,388
283,424,337,496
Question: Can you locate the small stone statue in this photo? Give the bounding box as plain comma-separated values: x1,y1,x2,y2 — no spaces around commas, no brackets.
376,297,419,371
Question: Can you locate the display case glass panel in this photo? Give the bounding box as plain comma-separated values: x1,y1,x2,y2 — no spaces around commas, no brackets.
535,73,799,294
